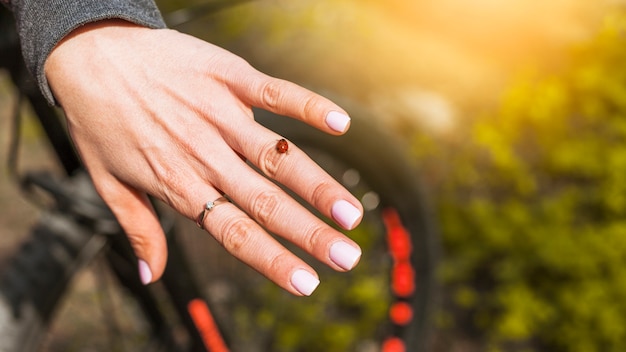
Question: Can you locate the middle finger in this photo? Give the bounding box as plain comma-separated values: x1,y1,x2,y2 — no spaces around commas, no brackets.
224,116,364,232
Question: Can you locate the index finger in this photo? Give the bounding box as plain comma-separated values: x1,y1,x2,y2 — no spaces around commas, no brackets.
230,65,352,135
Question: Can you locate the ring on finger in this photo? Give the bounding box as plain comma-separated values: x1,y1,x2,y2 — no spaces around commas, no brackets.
196,196,229,229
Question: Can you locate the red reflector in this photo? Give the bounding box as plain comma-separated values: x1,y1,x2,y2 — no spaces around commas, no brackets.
388,227,412,262
382,337,406,352
188,298,229,352
390,302,413,326
393,263,415,297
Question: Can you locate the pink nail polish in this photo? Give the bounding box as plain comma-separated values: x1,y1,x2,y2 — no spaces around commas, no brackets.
330,241,362,270
331,200,362,230
291,269,320,296
326,111,351,133
138,259,152,285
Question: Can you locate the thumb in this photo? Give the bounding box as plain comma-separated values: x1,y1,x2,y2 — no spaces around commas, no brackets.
97,179,168,285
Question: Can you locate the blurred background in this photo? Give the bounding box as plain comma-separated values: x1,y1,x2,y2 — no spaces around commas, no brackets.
3,0,626,350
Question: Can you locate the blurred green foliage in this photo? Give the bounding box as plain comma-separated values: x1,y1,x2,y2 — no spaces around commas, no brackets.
416,10,626,351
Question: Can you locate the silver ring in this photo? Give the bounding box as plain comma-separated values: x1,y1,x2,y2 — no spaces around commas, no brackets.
196,196,229,229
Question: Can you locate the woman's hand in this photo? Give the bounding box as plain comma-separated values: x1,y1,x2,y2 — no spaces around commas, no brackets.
45,20,362,296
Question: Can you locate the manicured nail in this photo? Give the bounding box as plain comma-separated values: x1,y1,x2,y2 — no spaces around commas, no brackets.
326,111,351,133
330,241,362,270
291,269,320,296
331,200,362,230
138,259,152,285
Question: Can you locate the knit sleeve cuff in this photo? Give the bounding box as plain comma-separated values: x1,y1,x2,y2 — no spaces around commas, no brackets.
10,0,166,105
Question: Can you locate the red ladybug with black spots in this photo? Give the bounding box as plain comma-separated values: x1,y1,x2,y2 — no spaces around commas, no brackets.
276,138,288,154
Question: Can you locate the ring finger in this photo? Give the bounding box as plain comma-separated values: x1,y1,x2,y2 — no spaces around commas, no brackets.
195,190,321,296
206,148,362,272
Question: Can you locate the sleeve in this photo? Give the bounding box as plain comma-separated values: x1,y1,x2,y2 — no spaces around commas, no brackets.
7,0,167,105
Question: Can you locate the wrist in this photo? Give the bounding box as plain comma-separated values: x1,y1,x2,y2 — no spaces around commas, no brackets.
10,0,165,105
45,20,154,108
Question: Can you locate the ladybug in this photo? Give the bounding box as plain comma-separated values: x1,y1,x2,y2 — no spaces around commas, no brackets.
276,138,289,154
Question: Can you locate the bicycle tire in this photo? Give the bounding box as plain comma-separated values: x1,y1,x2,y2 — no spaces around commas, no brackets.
0,210,192,351
0,171,188,351
0,212,107,351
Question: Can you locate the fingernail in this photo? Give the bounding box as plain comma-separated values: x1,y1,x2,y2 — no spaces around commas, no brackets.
326,111,351,133
291,269,320,296
138,259,152,285
330,241,362,270
332,200,362,230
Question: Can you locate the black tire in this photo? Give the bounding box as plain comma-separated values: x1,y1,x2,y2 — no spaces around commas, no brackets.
0,213,107,351
0,168,185,352
0,210,186,352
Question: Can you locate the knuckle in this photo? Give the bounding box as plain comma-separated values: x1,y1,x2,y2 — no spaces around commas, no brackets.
160,173,186,204
310,180,335,207
256,141,287,179
250,189,282,227
143,156,189,206
301,223,325,253
302,95,324,123
219,217,256,254
127,232,149,250
261,80,283,110
266,251,292,277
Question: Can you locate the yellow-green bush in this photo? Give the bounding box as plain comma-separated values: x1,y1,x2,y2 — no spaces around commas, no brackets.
421,11,626,351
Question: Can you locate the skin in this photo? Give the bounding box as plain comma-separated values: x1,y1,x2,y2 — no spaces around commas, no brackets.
44,20,363,296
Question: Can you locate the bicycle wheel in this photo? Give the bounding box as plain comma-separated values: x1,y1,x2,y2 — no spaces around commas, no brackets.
0,212,103,351
0,170,199,351
0,214,173,351
175,105,440,352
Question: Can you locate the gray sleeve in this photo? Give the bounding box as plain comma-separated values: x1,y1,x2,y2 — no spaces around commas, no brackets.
8,0,166,105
